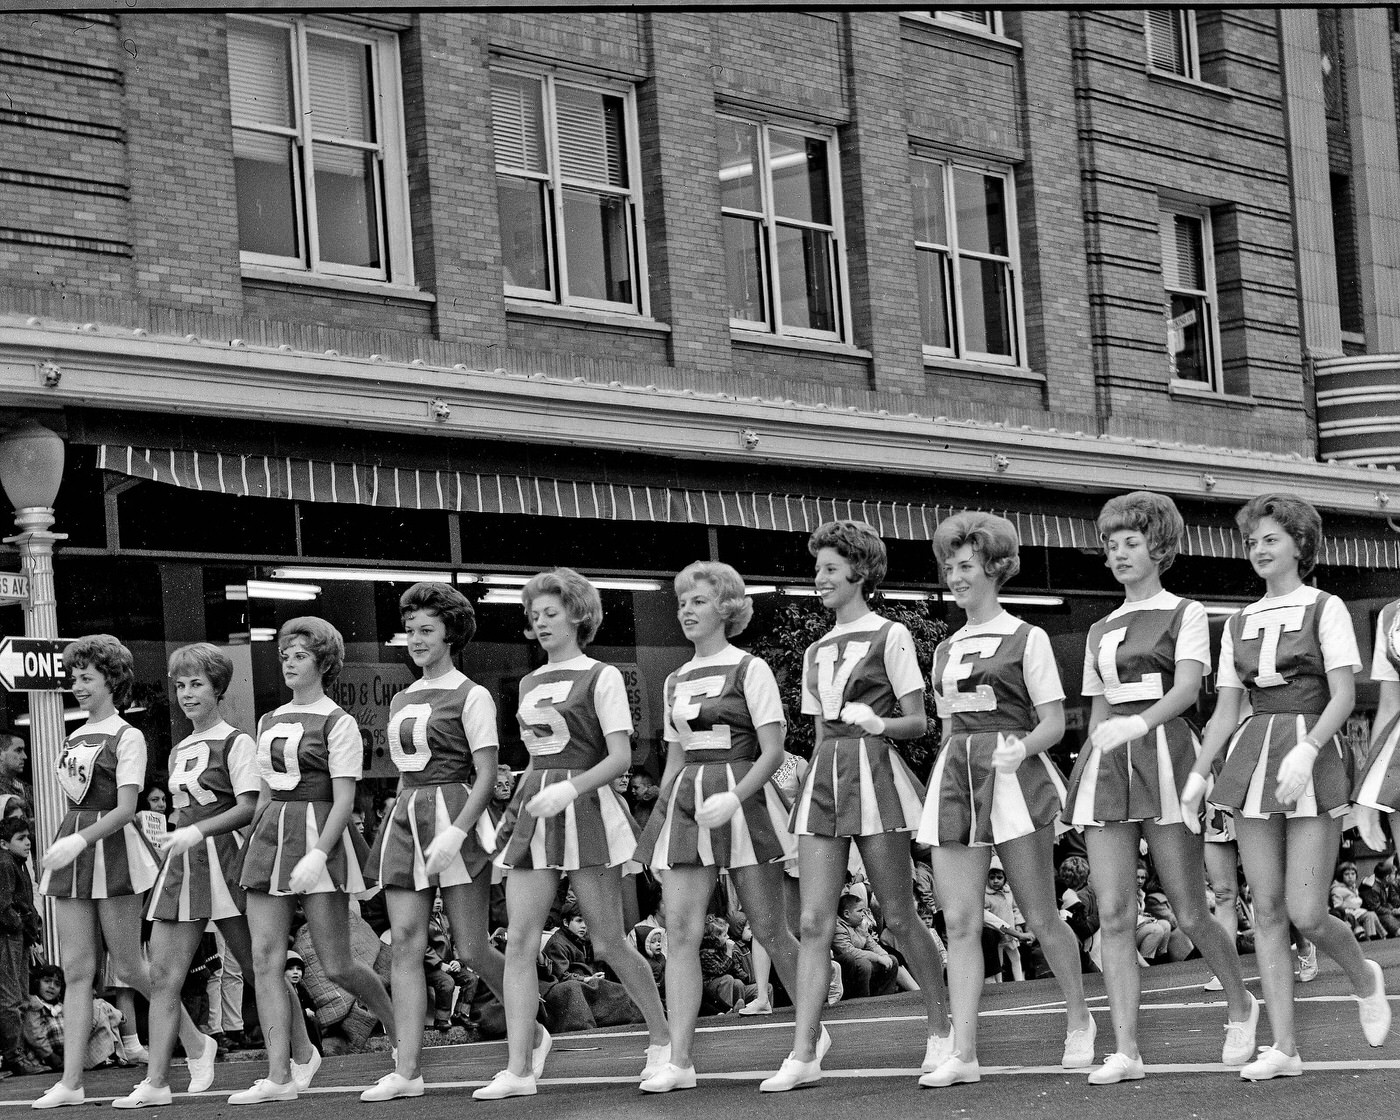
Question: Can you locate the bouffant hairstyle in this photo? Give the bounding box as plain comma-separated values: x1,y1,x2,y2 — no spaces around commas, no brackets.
399,581,477,652
277,616,345,688
932,511,1021,588
1236,492,1323,578
674,561,754,638
167,642,235,700
1097,491,1185,574
63,634,135,711
808,520,888,596
521,568,604,647
1058,855,1091,891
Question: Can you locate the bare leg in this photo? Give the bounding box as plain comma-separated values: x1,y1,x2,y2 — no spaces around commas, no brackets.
1235,816,1295,1053
244,892,296,1084
53,899,100,1090
1283,816,1376,995
854,832,948,1035
926,842,991,1060
301,891,396,1039
384,887,430,1079
997,827,1092,1030
658,865,715,1069
214,915,313,1063
569,864,668,1044
143,921,206,1088
1203,840,1240,943
501,869,557,1077
1085,823,1143,1059
790,834,848,1062
729,863,801,999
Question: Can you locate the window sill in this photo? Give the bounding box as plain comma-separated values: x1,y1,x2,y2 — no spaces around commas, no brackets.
925,355,1044,381
1169,379,1254,406
242,265,435,303
730,329,872,359
1146,68,1233,98
505,300,671,333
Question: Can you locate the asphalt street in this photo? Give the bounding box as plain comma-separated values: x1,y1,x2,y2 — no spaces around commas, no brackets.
5,943,1399,1119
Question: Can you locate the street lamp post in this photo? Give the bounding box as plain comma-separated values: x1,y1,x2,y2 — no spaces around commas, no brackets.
0,419,67,963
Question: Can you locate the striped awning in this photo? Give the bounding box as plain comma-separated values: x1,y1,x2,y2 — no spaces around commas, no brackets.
95,444,1400,568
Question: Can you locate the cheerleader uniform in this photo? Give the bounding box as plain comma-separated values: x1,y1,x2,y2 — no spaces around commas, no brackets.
918,611,1068,847
147,721,259,922
494,656,638,871
1064,592,1209,828
1209,586,1360,819
365,669,499,890
238,696,368,896
1352,601,1400,811
40,714,159,899
788,613,927,837
635,647,797,870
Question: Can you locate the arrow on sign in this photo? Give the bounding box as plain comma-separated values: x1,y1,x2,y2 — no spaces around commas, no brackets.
0,637,75,692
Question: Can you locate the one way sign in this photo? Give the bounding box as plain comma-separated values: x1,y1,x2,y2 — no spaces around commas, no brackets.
0,637,74,692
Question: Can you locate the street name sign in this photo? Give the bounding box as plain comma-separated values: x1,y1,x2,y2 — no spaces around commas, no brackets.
0,636,73,691
0,574,28,605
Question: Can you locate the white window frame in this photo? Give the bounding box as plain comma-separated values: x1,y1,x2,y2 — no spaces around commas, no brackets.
491,64,647,317
719,115,850,343
1160,204,1223,391
911,154,1024,367
1145,10,1200,80
930,10,1004,35
227,14,413,287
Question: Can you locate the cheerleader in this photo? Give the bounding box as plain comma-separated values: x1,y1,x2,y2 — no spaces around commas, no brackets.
760,521,951,1093
1062,493,1256,1084
360,583,524,1102
228,618,395,1105
114,643,315,1108
633,562,801,1093
1353,598,1400,857
33,637,216,1110
474,569,669,1100
916,513,1094,1087
1182,493,1388,1079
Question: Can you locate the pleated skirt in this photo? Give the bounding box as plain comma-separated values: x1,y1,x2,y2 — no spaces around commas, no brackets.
493,769,639,872
1209,713,1351,820
238,800,369,896
634,760,797,870
1063,717,1200,829
788,736,926,838
1354,713,1400,813
147,829,247,921
917,731,1067,847
365,782,498,890
39,812,159,900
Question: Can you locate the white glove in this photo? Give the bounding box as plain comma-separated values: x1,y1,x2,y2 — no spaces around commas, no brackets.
840,703,886,736
424,825,468,876
695,791,742,829
1274,741,1319,806
160,825,205,857
992,735,1027,775
1090,715,1150,752
526,781,579,820
288,847,328,894
41,834,88,872
1355,804,1388,852
1179,772,1208,816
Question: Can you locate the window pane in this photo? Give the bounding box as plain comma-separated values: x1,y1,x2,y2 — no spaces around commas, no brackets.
911,159,947,245
497,175,552,292
562,188,633,304
724,214,766,323
1146,10,1186,73
775,223,836,332
307,33,374,143
960,257,1014,357
954,168,1007,256
916,248,951,349
228,20,293,128
313,143,380,268
718,118,762,213
1163,213,1206,290
234,129,300,258
770,131,831,225
555,86,627,187
490,72,546,174
1166,293,1210,381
